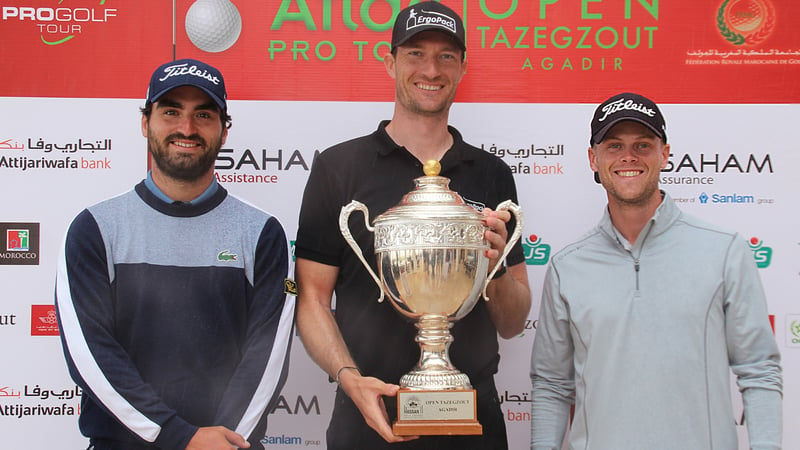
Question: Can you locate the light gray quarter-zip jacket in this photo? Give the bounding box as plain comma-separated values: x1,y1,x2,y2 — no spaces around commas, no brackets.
530,192,782,450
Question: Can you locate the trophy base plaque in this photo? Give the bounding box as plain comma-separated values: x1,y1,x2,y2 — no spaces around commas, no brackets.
393,389,482,436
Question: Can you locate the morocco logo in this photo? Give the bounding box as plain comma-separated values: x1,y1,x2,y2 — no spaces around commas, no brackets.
716,0,775,46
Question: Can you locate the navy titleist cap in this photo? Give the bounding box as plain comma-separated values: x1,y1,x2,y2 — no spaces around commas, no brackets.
590,92,667,184
146,58,227,111
391,1,466,52
590,92,667,146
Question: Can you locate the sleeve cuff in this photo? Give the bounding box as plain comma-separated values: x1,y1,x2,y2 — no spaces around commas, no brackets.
153,415,198,450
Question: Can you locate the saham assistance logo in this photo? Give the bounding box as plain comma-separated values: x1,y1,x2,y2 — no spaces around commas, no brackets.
716,0,776,46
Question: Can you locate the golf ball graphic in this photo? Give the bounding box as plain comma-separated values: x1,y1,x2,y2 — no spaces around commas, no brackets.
186,0,242,53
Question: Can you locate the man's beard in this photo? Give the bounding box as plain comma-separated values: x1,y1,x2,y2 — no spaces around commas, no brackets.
148,132,221,181
398,88,454,117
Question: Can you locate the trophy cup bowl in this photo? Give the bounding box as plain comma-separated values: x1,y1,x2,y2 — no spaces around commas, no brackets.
339,160,523,435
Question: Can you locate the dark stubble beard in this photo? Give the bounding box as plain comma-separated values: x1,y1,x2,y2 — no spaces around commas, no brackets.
147,131,222,182
396,79,456,117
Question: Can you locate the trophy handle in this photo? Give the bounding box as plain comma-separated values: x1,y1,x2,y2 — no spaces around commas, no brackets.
339,200,385,303
482,199,524,301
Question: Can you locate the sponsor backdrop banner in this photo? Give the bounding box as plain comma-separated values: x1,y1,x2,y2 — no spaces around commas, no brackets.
1,1,798,449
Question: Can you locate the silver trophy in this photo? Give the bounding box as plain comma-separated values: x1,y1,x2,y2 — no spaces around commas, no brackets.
339,160,523,435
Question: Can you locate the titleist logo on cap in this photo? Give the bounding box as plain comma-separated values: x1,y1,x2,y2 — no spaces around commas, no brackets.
158,63,221,85
406,8,457,34
598,98,656,122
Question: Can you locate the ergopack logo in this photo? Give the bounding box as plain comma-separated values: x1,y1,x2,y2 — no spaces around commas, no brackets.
522,234,550,266
0,222,39,265
406,8,457,34
748,237,772,268
716,0,776,46
2,2,117,46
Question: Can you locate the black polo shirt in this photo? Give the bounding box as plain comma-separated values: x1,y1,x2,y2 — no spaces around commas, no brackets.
295,120,524,385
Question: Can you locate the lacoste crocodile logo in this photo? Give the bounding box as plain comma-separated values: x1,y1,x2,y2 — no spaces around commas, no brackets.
217,250,238,261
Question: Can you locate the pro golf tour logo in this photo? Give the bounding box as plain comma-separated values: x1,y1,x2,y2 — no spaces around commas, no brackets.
1,1,242,51
2,1,117,46
0,223,39,265
716,0,776,46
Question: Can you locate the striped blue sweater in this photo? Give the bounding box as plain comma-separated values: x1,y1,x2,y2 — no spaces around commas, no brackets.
56,181,295,449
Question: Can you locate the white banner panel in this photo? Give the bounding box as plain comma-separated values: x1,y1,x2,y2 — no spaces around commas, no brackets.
1,99,796,449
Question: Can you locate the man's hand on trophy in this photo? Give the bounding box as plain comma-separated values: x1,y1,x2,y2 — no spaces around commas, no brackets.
339,372,420,443
482,207,511,271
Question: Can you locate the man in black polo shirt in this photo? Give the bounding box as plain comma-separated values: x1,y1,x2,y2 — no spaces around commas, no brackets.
294,2,531,449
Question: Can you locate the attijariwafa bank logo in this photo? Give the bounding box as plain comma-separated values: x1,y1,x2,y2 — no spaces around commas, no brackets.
2,1,117,45
717,0,776,46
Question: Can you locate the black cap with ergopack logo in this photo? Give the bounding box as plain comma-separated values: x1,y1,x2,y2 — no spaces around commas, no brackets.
391,1,466,52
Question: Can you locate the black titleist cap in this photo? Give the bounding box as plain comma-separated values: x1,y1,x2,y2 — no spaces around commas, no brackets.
391,1,466,52
590,92,667,183
590,92,667,146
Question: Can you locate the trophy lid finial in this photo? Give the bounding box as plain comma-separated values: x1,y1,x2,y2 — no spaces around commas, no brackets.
423,160,441,177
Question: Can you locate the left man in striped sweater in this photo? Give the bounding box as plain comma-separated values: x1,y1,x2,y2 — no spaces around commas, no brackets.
55,58,295,450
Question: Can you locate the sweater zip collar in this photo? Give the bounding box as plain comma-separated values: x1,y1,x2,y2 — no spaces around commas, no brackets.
599,191,681,292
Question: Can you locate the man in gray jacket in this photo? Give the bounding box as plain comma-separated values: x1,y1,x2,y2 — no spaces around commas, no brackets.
530,92,782,449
